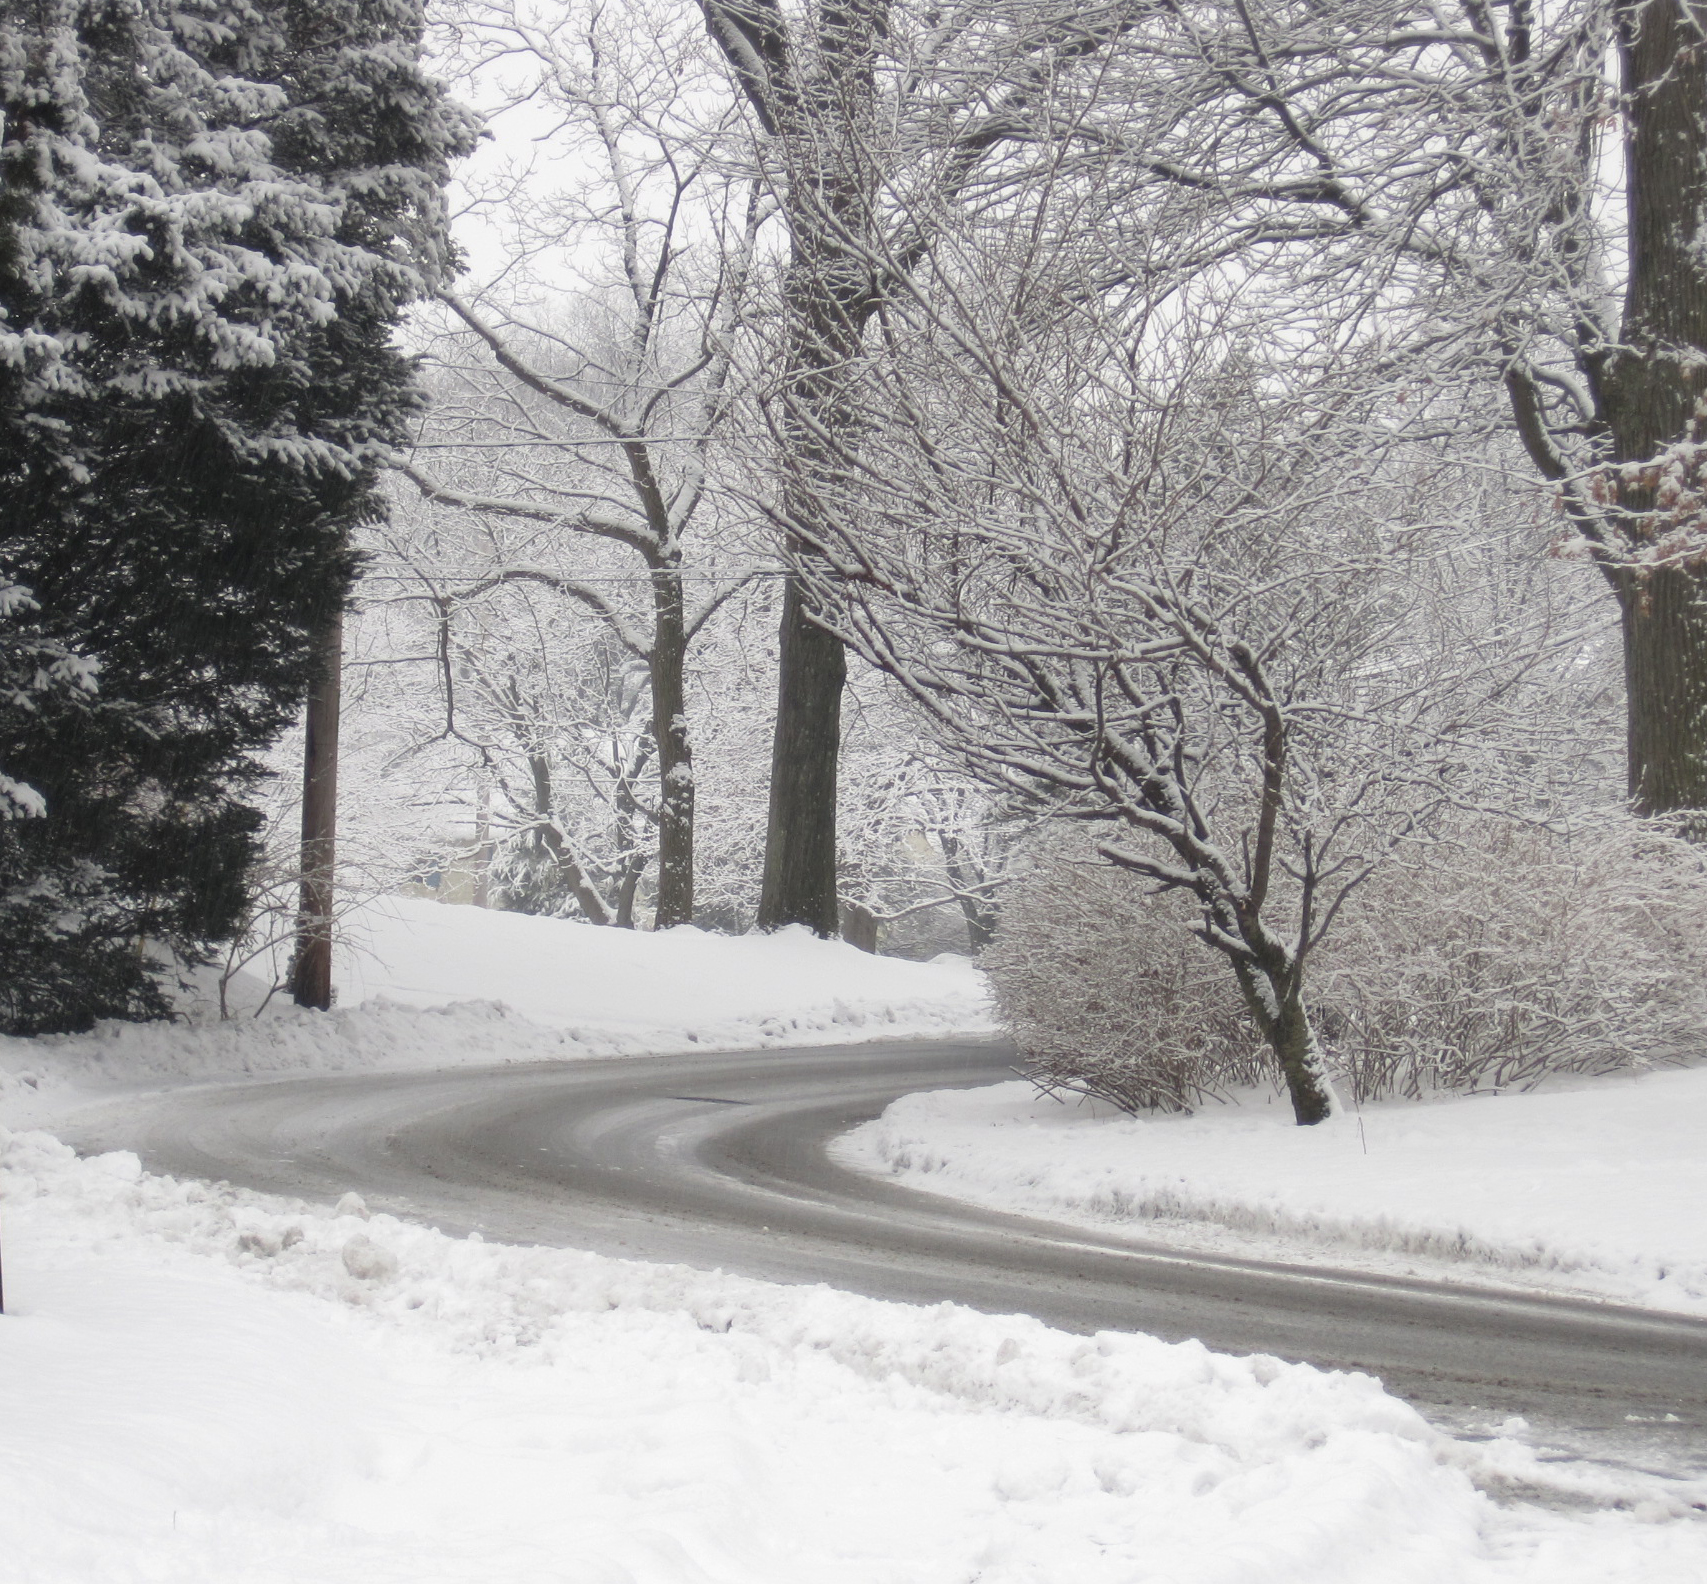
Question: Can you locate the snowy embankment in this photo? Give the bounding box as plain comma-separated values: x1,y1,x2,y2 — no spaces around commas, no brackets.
0,895,995,1127
837,1071,1707,1316
6,1126,1707,1583
5,898,1707,1577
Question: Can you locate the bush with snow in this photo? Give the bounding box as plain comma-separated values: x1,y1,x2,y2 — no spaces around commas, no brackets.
983,863,1266,1113
1315,820,1707,1097
985,819,1707,1111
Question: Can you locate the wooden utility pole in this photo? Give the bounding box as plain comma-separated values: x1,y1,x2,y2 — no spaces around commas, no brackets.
291,610,343,1009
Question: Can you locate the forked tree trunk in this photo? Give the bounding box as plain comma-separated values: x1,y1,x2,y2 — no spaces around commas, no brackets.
291,611,342,1010
528,753,613,926
940,831,999,952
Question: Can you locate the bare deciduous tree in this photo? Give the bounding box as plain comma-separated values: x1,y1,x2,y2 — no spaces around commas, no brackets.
1012,0,1707,818
401,0,767,924
764,202,1602,1118
701,0,1151,929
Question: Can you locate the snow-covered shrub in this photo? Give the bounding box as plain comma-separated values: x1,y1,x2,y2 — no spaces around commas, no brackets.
983,862,1270,1112
1314,820,1707,1100
987,819,1707,1113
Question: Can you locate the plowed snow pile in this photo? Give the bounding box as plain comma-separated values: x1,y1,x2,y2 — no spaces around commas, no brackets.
4,900,1705,1579
4,1127,1705,1584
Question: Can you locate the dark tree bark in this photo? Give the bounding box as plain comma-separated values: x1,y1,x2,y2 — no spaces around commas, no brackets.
1228,947,1334,1127
650,566,695,927
1600,0,1707,818
1613,567,1707,821
759,576,848,932
704,0,888,934
1504,0,1707,816
291,611,342,1011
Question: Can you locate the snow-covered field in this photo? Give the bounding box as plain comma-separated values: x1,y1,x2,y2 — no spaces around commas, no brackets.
838,1071,1707,1316
0,896,994,1127
4,898,1707,1579
7,1125,1707,1583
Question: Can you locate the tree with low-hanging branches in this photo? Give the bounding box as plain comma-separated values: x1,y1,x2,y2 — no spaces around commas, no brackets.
993,0,1707,822
399,0,766,925
0,0,472,1030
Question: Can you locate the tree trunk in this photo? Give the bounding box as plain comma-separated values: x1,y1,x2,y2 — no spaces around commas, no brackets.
651,567,695,927
612,737,651,930
529,752,613,925
473,775,492,908
1615,565,1707,820
957,896,998,954
1231,955,1335,1126
1601,0,1707,816
940,831,999,952
614,851,647,929
291,611,342,1010
757,573,846,933
703,0,887,934
1266,992,1335,1127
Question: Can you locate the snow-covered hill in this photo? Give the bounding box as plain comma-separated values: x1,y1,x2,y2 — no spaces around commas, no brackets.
0,897,994,1125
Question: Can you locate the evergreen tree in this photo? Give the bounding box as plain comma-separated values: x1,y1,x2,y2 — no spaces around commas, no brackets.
0,0,475,1032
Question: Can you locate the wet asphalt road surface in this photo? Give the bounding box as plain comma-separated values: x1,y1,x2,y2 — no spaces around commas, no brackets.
57,1038,1707,1484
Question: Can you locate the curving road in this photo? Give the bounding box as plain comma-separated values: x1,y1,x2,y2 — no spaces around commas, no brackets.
57,1038,1707,1478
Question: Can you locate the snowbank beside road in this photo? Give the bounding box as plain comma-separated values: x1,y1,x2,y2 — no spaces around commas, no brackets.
838,1070,1707,1316
5,1124,1704,1583
0,896,994,1125
336,895,992,1044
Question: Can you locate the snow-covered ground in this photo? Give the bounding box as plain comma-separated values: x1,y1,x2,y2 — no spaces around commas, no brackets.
7,1125,1707,1583
0,896,994,1127
837,1071,1707,1316
5,899,1707,1578
337,895,994,1048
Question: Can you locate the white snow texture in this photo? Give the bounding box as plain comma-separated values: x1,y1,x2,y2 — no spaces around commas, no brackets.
840,1073,1707,1316
2,897,1706,1579
5,1126,1707,1584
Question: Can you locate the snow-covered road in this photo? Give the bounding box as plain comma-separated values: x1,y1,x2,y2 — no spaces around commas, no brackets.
55,1039,1707,1480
